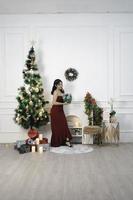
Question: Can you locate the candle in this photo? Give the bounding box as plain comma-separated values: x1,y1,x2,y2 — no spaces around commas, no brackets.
38,146,43,153
35,138,40,145
32,146,36,152
39,134,43,141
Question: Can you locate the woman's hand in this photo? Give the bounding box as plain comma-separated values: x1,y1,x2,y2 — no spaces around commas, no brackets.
63,102,69,105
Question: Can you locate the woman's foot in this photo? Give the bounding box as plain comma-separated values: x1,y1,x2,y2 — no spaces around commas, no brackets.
65,141,73,147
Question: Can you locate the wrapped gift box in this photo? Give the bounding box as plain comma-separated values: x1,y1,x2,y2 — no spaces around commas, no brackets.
40,138,48,144
15,140,26,149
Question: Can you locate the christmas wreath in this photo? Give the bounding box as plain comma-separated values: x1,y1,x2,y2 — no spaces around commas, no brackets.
64,68,78,81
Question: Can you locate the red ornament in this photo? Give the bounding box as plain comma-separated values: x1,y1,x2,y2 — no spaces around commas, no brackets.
28,128,39,139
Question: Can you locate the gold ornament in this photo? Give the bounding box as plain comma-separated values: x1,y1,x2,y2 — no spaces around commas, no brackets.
35,88,39,92
39,112,43,117
29,101,33,105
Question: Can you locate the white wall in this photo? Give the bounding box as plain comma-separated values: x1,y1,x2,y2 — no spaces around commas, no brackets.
0,14,133,143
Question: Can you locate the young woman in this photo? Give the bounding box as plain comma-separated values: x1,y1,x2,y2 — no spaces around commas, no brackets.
50,79,72,147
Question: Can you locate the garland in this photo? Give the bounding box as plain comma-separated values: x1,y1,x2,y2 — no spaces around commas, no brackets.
84,92,103,126
64,68,78,81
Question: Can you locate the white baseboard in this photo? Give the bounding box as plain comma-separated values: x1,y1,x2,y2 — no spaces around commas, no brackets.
0,131,133,143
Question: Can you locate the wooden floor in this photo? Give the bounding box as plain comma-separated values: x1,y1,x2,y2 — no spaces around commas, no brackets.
0,143,133,200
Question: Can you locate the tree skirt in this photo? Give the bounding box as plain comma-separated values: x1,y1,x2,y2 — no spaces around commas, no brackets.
50,144,93,154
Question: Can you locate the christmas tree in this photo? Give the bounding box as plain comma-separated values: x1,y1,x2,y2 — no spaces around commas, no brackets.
14,46,49,129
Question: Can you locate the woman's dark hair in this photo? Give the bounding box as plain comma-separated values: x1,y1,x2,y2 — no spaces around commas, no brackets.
51,79,64,95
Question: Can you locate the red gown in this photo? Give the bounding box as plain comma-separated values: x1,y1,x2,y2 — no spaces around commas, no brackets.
50,96,72,147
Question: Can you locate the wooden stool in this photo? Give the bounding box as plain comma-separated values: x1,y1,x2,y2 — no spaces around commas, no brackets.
83,126,103,145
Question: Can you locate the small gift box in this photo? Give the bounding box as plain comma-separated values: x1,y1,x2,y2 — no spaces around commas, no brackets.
43,143,50,151
40,138,48,144
63,93,72,103
15,140,26,149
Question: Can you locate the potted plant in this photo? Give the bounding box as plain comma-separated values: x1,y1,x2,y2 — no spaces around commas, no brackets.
84,92,103,126
108,98,116,123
